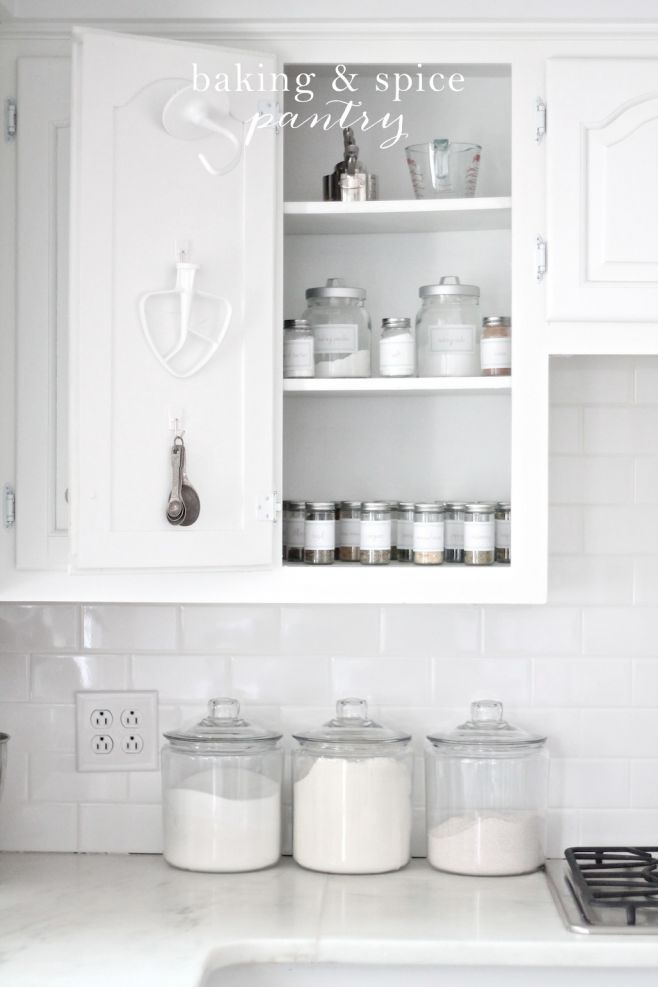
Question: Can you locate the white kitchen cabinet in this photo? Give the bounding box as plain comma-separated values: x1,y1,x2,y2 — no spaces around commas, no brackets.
547,57,658,354
2,28,548,603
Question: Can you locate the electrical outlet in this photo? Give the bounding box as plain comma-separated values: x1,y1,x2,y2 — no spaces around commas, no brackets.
76,691,159,772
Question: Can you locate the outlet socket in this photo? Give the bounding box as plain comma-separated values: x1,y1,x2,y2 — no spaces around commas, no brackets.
76,691,159,772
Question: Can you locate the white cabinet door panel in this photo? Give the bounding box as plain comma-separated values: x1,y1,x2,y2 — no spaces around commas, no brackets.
547,57,658,323
70,30,278,569
16,58,71,569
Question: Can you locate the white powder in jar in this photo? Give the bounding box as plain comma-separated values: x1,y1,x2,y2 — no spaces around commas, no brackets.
163,768,281,873
428,810,544,876
293,755,411,874
314,350,371,378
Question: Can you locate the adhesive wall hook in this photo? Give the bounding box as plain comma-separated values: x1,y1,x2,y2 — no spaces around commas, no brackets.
162,86,243,177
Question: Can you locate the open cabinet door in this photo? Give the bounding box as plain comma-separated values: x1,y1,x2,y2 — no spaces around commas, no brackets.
70,29,279,569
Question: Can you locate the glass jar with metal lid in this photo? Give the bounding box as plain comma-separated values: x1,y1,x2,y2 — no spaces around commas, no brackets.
480,316,511,377
302,277,371,379
444,502,465,563
338,501,361,562
292,698,412,874
285,500,306,562
359,502,391,565
162,697,283,873
283,318,314,379
304,502,335,565
495,502,511,563
463,502,496,565
379,317,415,378
413,502,445,564
425,699,548,876
396,502,415,562
388,500,399,560
416,276,481,377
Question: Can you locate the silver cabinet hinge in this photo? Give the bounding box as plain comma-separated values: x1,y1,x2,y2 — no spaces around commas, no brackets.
536,236,547,282
257,99,281,134
3,484,15,528
257,492,282,521
5,98,16,141
535,98,546,143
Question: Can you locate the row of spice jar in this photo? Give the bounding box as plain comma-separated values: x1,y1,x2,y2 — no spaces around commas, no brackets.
162,697,548,877
283,500,511,565
284,276,511,379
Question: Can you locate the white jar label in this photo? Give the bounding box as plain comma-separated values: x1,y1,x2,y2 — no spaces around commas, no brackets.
338,518,360,548
304,519,335,550
481,336,511,371
390,516,398,545
360,518,391,550
413,521,444,552
496,518,511,550
430,324,475,353
445,519,463,550
287,519,305,549
314,323,358,355
380,336,415,375
463,519,495,552
397,519,413,550
284,337,314,374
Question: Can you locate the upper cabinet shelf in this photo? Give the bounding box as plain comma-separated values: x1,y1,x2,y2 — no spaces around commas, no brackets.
283,197,512,236
284,377,511,397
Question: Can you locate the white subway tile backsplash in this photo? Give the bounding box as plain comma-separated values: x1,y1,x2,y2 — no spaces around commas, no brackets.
633,559,658,604
532,658,631,707
83,605,178,652
128,771,163,804
180,606,280,654
580,709,658,758
1,751,29,802
484,607,581,656
585,406,658,456
280,606,381,656
131,653,229,701
78,803,162,853
548,506,584,555
634,458,658,503
0,802,77,851
550,456,633,504
0,654,29,701
549,759,629,809
634,360,658,404
30,653,129,702
433,658,531,707
630,761,658,808
232,656,331,704
549,406,582,455
583,607,658,656
584,506,658,555
551,357,634,406
381,606,480,657
0,605,78,652
0,703,75,752
332,657,431,706
548,557,634,605
29,753,128,803
508,707,582,758
546,810,580,857
631,660,658,706
579,810,658,845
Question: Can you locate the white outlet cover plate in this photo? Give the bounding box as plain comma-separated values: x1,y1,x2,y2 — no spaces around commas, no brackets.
75,690,159,772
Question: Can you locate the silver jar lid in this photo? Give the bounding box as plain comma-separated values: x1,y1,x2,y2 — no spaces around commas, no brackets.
398,501,415,510
284,318,312,329
307,501,336,511
464,502,497,513
339,500,362,510
419,276,480,298
496,501,511,510
381,317,411,328
445,501,466,511
415,501,445,512
305,276,366,300
482,316,511,327
287,499,306,510
362,501,391,512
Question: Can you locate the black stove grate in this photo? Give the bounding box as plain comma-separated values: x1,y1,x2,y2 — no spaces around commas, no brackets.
566,847,658,926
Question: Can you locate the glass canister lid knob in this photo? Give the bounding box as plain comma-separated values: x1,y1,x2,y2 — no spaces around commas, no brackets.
470,699,504,724
207,697,241,722
335,697,370,725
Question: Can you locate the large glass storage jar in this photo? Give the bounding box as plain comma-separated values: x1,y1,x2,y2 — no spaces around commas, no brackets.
425,700,548,877
416,276,480,377
303,277,371,378
162,698,283,873
292,698,412,874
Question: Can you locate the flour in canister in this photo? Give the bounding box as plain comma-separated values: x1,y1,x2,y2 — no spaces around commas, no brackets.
293,755,411,873
428,810,544,876
163,768,281,872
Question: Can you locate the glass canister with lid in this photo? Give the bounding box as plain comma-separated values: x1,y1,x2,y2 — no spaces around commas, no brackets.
416,276,481,377
463,502,496,565
360,501,391,565
495,502,511,563
425,699,548,876
303,277,371,378
162,697,283,873
292,698,413,874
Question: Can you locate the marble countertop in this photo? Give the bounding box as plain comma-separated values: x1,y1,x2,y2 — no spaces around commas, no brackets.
1,854,657,986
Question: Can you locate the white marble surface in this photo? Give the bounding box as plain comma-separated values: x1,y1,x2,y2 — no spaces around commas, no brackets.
0,854,657,986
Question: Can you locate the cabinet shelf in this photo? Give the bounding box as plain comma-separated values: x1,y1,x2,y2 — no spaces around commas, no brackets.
283,197,512,235
283,376,511,397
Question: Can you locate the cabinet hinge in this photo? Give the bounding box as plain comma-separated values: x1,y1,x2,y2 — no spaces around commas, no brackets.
257,492,282,522
5,98,16,141
536,236,547,283
3,484,15,528
535,98,546,143
257,98,281,134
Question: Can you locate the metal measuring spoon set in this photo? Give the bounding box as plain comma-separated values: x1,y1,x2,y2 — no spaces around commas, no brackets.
166,434,200,527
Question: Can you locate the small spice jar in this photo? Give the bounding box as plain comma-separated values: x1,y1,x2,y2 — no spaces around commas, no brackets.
304,502,336,565
338,501,361,562
495,502,511,563
283,319,314,378
463,503,496,565
444,502,465,563
480,316,511,377
379,318,415,378
397,502,414,562
413,502,445,565
286,500,306,562
389,501,399,560
360,502,391,565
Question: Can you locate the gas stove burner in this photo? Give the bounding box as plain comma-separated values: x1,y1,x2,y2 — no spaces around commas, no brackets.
545,848,658,934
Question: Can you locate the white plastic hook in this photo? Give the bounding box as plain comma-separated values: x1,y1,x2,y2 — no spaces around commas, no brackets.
162,86,243,177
